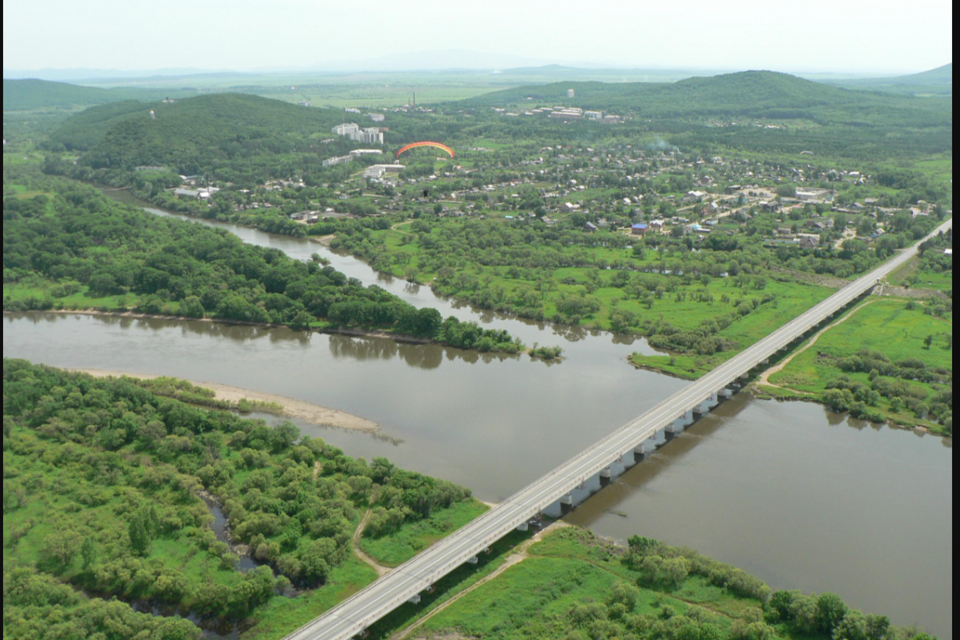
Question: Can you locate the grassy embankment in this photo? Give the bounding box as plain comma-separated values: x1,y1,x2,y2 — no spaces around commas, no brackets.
887,256,954,293
404,527,934,640
759,298,952,433
360,500,490,568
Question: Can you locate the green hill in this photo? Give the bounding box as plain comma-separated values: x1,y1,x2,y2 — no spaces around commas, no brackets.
827,63,952,95
3,78,206,112
49,93,348,176
3,78,116,110
463,71,951,159
467,70,950,123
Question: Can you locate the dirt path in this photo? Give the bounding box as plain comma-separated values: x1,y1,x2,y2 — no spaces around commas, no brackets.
390,522,570,640
68,368,380,432
755,299,876,389
353,509,391,577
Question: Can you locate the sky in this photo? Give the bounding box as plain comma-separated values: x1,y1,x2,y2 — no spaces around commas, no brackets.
2,0,953,75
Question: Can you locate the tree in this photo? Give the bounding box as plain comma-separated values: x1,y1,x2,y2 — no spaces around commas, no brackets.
817,592,848,634
128,505,158,556
923,334,934,349
180,295,205,318
80,536,99,570
87,273,118,296
41,528,82,571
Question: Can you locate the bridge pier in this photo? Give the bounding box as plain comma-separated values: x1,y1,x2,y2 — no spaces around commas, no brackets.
466,555,479,564
664,421,681,441
560,493,574,514
599,467,613,484
408,593,421,605
634,443,653,461
516,521,529,532
711,391,718,403
692,404,704,417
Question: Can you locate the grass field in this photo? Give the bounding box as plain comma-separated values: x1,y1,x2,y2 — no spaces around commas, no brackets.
360,500,490,568
765,298,952,431
242,556,378,640
412,528,782,640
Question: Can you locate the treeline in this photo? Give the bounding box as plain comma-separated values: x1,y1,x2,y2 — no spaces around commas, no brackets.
517,528,938,640
3,359,475,627
4,566,200,640
621,534,937,640
2,179,523,353
824,347,952,430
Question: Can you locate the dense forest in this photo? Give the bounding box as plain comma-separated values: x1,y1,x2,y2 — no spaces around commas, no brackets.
3,359,476,637
1,178,524,352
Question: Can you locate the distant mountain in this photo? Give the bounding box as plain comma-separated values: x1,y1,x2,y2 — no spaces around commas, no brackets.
465,70,951,124
825,63,952,95
496,64,722,83
309,49,549,73
2,67,219,82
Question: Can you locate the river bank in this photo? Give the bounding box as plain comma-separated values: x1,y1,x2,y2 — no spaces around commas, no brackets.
69,367,380,432
2,307,479,348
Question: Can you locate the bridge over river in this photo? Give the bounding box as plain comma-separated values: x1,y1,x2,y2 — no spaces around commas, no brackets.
283,218,952,640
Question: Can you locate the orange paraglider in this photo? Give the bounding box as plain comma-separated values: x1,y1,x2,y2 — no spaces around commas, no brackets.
396,141,455,159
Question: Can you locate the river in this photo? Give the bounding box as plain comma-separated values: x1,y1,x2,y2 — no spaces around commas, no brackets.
2,193,952,638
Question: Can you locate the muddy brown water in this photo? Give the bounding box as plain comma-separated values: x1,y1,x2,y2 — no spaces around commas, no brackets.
2,193,951,638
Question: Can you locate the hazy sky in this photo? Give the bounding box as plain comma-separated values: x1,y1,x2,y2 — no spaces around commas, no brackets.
3,0,953,74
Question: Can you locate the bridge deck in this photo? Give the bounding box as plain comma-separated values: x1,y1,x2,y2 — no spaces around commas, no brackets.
283,219,952,640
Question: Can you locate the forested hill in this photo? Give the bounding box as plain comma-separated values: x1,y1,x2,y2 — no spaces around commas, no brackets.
464,70,952,125
48,93,348,177
3,78,115,110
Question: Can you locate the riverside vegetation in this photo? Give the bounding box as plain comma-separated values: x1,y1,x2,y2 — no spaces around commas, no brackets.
14,71,952,378
2,359,485,639
760,297,952,434
1,360,944,640
387,528,939,640
1,176,527,354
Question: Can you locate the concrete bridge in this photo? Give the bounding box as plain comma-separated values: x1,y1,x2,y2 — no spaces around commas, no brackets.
282,219,952,640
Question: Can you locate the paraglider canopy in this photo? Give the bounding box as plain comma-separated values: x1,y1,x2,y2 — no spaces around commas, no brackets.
396,141,455,158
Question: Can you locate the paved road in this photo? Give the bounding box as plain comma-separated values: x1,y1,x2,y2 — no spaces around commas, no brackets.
284,219,952,640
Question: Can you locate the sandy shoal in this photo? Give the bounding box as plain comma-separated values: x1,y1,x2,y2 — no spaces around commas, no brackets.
67,368,379,432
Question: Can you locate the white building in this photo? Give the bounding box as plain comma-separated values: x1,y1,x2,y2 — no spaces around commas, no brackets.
566,88,575,98
350,149,383,156
323,155,353,167
367,113,385,122
364,164,405,180
332,123,383,145
333,123,360,136
355,128,384,145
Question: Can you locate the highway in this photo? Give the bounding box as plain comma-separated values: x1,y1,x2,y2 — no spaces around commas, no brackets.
283,218,952,640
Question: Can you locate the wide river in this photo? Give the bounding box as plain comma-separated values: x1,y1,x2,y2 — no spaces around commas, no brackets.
3,196,952,638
